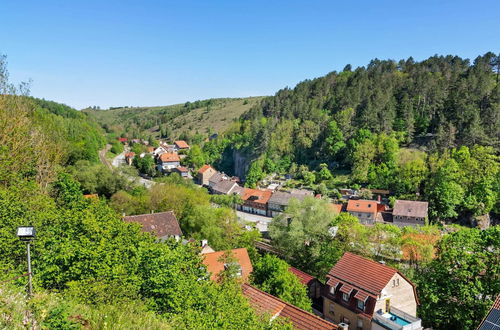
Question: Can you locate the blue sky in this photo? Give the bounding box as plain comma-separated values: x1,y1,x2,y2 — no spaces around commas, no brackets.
1,0,498,109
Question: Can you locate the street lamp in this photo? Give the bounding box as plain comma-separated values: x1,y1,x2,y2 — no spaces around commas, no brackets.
17,226,36,296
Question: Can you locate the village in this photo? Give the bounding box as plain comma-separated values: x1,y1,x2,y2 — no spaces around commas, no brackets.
114,137,434,330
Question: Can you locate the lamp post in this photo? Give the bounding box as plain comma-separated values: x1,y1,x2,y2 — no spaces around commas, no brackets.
16,226,36,296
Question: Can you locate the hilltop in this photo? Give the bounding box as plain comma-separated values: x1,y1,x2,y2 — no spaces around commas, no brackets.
83,97,264,140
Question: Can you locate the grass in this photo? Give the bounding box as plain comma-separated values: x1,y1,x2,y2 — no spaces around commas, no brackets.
84,97,264,139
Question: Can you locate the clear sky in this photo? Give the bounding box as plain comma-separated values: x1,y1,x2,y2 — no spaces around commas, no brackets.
1,0,498,109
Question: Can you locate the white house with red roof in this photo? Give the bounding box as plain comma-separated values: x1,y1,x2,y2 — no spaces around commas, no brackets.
323,252,422,330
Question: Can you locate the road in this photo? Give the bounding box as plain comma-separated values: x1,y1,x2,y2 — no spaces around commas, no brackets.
236,211,272,232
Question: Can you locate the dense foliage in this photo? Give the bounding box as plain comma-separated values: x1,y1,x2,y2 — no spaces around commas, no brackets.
211,53,500,222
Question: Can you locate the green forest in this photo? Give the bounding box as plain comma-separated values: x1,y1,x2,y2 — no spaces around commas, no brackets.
203,53,499,224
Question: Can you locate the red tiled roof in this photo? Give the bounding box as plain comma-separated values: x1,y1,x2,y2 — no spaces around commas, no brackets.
118,137,128,142
242,188,272,205
123,211,182,238
174,140,190,149
494,295,500,309
202,248,253,282
175,166,189,172
288,267,315,286
242,284,337,330
327,252,397,296
242,284,285,318
346,200,378,215
159,153,180,162
83,194,98,199
198,164,213,174
125,152,135,158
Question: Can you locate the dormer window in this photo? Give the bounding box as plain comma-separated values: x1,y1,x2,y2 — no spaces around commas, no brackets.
357,299,365,311
342,292,350,301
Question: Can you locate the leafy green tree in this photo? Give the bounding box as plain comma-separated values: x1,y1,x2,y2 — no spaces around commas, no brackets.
317,163,333,182
246,159,265,188
324,120,345,160
415,226,500,329
251,254,312,311
269,197,340,277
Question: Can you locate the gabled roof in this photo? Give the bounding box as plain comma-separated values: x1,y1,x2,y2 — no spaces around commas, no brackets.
326,252,397,296
478,295,500,330
212,180,240,194
242,284,337,329
198,164,214,174
346,199,378,214
174,140,190,149
242,188,272,205
288,267,316,286
202,248,253,282
209,172,228,184
159,153,180,162
268,191,309,206
174,166,189,172
123,211,182,238
393,200,428,218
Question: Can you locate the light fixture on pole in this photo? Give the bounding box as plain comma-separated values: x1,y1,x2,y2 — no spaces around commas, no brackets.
16,226,36,296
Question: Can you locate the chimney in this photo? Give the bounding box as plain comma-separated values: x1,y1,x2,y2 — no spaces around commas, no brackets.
151,210,154,214
377,195,381,203
122,212,126,217
338,323,349,330
201,239,208,247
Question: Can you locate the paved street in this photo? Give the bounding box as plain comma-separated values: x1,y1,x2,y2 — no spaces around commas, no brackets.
236,211,273,232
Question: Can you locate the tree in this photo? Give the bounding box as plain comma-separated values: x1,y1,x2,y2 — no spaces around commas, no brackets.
415,226,500,329
251,254,312,311
317,163,333,182
269,197,340,277
324,120,345,160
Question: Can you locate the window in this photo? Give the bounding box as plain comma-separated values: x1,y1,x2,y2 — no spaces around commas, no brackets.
367,214,371,218
329,303,335,314
357,319,363,330
342,292,349,302
357,299,365,311
342,317,350,324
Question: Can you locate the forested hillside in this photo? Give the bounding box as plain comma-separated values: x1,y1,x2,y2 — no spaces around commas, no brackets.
204,53,499,223
0,57,291,329
84,97,263,143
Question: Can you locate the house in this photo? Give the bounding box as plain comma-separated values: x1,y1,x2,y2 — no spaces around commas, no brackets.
242,284,338,330
158,153,181,171
123,211,183,241
174,140,190,151
202,248,253,282
267,191,311,217
208,171,229,188
172,166,189,178
118,137,128,144
200,239,215,254
289,266,323,303
238,188,272,216
346,200,386,225
124,152,135,165
197,164,217,186
392,200,428,226
323,252,422,330
153,146,167,157
478,294,500,330
146,146,155,153
212,180,243,196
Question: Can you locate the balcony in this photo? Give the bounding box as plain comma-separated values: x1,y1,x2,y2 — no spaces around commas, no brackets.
373,306,422,330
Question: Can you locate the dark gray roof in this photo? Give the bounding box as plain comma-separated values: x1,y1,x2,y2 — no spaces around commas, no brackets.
212,180,238,194
269,191,309,206
123,211,182,237
209,172,225,184
393,200,428,218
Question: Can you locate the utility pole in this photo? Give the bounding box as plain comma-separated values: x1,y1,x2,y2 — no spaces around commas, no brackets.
16,226,36,297
27,241,33,296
